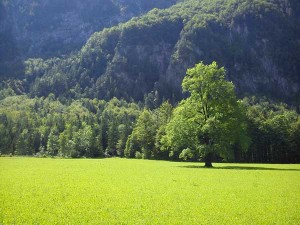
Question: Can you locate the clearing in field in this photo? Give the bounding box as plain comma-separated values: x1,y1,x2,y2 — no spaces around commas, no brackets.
0,158,299,224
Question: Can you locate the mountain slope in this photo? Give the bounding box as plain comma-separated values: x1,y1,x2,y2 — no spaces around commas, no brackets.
8,0,300,105
0,0,178,78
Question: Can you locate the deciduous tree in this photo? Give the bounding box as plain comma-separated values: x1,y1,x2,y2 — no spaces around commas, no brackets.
162,62,250,167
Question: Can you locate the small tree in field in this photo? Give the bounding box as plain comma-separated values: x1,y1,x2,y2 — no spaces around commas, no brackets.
162,62,250,167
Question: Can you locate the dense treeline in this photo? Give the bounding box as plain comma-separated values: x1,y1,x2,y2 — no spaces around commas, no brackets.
242,97,300,163
0,92,299,163
0,95,140,158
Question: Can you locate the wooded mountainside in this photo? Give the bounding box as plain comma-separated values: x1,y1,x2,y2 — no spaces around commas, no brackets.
0,0,178,77
1,0,299,104
0,0,299,163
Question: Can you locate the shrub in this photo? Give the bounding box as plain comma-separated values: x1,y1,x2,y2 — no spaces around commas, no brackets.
135,151,143,159
179,148,194,161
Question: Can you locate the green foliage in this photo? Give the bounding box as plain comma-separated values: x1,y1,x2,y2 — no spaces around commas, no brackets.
163,62,250,166
0,88,15,100
126,101,173,159
15,129,34,155
125,134,140,158
0,96,140,158
179,148,194,161
128,109,156,159
47,128,59,156
242,97,300,163
0,85,298,163
135,151,143,159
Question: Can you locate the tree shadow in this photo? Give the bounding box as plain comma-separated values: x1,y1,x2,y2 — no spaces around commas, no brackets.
178,165,300,171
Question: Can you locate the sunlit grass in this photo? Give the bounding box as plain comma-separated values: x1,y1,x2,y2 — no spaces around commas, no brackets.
0,158,299,224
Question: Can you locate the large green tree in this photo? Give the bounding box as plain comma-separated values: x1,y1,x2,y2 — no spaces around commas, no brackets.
162,62,250,167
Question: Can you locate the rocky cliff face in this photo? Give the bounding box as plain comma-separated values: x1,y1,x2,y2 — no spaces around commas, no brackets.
0,0,178,77
1,0,300,105
163,3,300,102
6,0,178,58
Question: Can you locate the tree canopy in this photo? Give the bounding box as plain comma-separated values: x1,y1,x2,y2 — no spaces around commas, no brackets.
162,62,250,167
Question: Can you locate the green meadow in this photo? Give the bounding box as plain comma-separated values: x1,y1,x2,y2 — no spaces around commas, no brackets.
0,158,299,224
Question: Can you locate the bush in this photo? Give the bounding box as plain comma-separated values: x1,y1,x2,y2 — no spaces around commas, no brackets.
70,150,80,158
179,148,194,161
135,151,143,159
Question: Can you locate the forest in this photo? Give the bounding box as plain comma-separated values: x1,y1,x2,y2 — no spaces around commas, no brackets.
1,62,299,164
0,0,299,164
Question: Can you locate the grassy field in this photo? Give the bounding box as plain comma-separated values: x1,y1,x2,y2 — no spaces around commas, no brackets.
0,158,299,224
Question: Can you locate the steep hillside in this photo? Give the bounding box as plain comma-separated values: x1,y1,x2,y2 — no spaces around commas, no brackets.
0,0,178,77
25,0,300,105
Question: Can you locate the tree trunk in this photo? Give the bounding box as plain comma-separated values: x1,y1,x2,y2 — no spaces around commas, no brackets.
205,160,213,167
204,152,213,167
